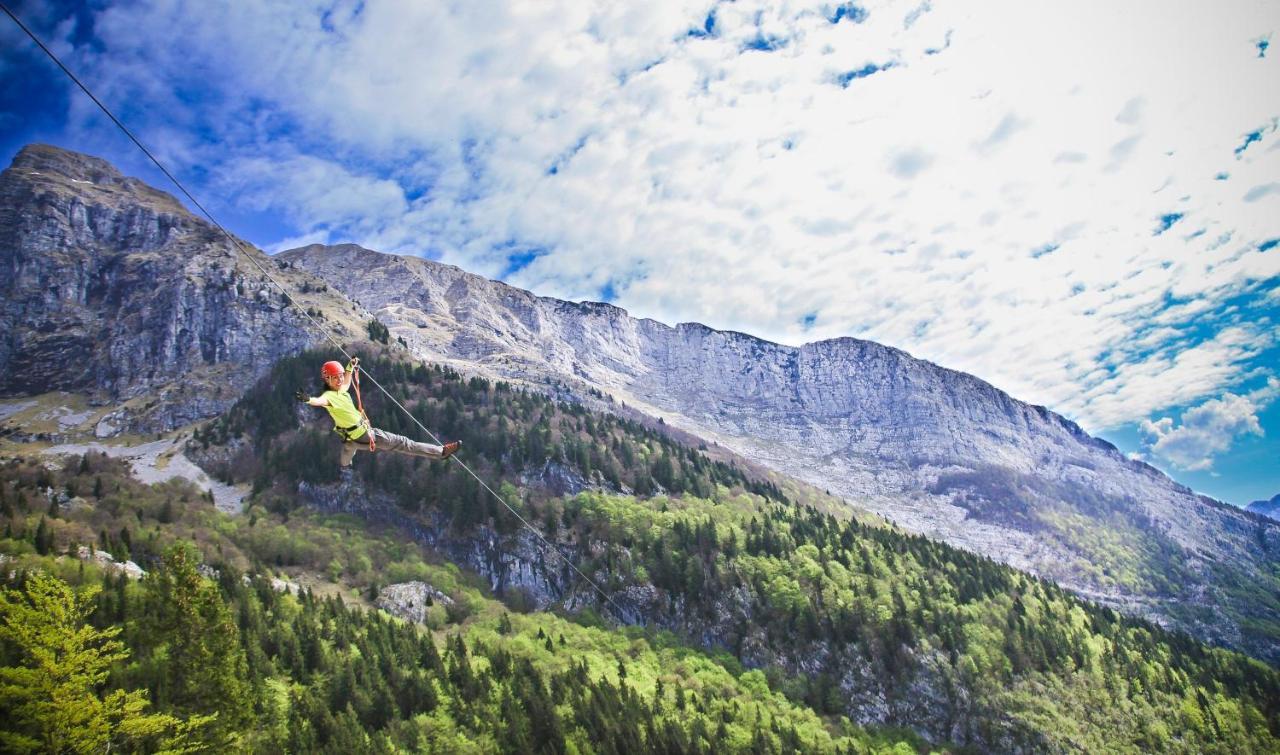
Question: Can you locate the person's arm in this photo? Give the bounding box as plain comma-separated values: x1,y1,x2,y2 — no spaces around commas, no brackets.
296,390,330,407
341,357,358,391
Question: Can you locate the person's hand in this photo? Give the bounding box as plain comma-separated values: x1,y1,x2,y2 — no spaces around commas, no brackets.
295,389,309,403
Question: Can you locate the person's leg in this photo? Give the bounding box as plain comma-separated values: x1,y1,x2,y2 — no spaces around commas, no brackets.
369,427,445,459
339,440,360,467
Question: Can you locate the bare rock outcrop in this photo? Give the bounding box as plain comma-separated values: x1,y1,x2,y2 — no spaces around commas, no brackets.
0,145,341,434
375,581,454,625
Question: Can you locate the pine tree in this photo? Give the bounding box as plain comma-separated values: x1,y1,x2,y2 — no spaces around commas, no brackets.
0,572,206,753
33,517,52,556
142,544,253,745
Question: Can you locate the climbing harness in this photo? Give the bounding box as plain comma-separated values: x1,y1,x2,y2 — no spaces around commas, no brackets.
1,0,627,623
321,359,372,450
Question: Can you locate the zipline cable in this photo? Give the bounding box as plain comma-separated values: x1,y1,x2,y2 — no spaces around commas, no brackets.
2,1,629,623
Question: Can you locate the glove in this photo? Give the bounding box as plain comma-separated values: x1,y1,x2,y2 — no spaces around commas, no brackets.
295,389,309,403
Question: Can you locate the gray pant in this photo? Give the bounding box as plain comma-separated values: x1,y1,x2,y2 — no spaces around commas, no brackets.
339,427,445,467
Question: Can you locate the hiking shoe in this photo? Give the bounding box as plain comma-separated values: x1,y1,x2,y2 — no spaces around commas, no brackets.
441,440,461,459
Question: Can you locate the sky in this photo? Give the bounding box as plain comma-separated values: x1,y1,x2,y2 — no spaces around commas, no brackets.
2,0,1278,506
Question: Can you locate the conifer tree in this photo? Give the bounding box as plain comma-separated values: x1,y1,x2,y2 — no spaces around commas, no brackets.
142,544,253,744
0,572,205,753
32,517,52,556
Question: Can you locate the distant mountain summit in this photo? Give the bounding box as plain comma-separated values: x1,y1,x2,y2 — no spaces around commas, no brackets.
1249,494,1280,521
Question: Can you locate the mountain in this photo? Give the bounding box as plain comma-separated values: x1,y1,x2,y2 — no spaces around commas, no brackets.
279,242,1280,662
0,144,361,435
3,144,1279,750
1,145,1276,664
1249,494,1280,521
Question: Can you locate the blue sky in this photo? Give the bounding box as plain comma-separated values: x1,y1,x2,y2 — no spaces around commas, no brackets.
2,0,1278,506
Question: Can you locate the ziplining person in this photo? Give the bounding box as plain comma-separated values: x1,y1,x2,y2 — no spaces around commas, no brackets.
297,358,460,476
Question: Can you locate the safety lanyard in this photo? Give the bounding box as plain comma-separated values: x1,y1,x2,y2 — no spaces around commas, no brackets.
351,364,376,452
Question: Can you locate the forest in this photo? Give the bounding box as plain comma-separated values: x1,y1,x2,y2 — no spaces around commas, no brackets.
1,348,1277,752
1,453,926,753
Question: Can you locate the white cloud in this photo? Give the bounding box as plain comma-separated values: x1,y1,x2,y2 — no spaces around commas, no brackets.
1076,323,1278,429
27,0,1280,431
1140,378,1280,470
1244,182,1280,201
222,155,409,243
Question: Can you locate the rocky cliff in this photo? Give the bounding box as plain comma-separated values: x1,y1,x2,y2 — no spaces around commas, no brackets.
0,145,360,434
280,242,1280,662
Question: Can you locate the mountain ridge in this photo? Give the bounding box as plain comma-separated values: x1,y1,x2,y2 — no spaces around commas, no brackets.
283,243,1118,460
280,240,1280,661
1250,493,1280,521
274,241,1239,518
1,144,1276,663
0,144,362,434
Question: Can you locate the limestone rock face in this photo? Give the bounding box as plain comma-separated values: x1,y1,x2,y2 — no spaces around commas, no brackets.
376,581,454,625
281,242,1280,662
76,545,145,579
0,145,323,433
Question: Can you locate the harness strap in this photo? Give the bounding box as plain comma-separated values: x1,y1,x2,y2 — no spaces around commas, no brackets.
351,362,376,452
334,422,368,441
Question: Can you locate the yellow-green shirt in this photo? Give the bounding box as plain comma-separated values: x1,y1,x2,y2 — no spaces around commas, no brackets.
321,389,367,439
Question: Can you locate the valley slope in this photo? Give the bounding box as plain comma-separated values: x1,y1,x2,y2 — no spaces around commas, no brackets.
280,242,1280,662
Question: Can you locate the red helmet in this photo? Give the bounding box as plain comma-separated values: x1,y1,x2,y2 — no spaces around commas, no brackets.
321,360,345,379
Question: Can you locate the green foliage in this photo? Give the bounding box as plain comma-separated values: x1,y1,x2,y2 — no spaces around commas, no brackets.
133,545,253,746
0,572,206,753
203,350,788,521
366,318,391,344
33,516,52,555
6,362,1280,752
0,456,922,751
0,550,916,753
549,491,1280,751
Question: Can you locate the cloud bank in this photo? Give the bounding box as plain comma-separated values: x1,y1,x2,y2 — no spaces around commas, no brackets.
9,0,1280,435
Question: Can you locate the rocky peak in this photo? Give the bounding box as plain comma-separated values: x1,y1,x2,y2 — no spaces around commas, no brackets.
1248,494,1280,521
0,144,332,432
8,143,187,213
